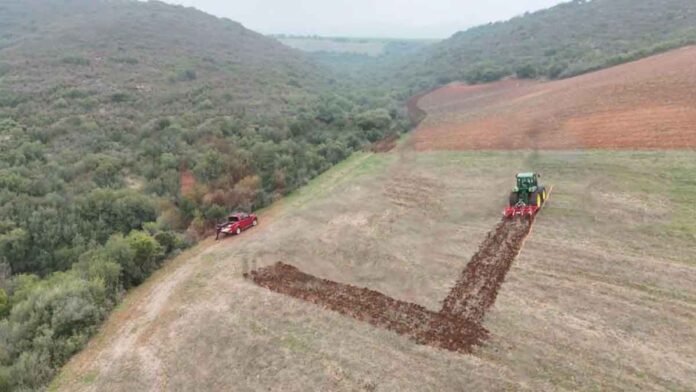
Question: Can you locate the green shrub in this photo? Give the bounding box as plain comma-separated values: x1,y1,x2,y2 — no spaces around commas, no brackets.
109,57,139,65
61,56,90,66
110,93,130,103
0,290,8,319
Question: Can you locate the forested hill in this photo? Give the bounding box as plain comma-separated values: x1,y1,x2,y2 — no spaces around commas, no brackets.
0,0,326,117
0,0,404,276
392,0,696,92
0,2,405,388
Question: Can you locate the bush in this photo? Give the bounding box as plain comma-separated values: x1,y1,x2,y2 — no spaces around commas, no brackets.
124,231,165,286
0,290,8,319
357,108,392,131
61,56,90,66
515,64,538,79
0,271,108,390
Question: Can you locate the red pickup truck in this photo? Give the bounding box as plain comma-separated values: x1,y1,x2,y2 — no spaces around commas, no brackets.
216,212,258,240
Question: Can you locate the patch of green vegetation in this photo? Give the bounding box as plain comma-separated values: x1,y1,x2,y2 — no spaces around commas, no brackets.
80,371,98,385
272,152,390,212
61,56,90,66
281,334,311,353
666,166,696,239
109,57,139,65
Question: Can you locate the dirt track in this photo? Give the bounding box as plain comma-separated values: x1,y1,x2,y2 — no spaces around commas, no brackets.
246,218,534,353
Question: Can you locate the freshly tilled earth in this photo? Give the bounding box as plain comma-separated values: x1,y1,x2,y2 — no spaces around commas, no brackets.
246,218,533,352
245,263,487,353
441,219,532,322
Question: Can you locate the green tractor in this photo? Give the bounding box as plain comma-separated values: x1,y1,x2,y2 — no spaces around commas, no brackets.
504,173,549,219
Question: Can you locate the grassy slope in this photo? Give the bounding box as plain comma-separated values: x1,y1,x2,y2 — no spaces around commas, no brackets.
52,144,696,391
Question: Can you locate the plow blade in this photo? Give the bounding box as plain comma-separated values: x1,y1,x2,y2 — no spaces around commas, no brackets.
503,186,553,220
504,205,539,219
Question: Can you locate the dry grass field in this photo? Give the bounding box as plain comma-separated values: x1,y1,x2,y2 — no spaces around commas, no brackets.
52,146,696,391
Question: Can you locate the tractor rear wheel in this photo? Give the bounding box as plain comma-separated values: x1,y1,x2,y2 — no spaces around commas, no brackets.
509,192,519,207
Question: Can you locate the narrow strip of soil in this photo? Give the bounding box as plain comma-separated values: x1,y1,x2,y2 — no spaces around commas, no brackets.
245,263,487,353
440,219,533,323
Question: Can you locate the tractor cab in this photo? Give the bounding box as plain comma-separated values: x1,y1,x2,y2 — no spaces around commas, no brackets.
515,172,540,193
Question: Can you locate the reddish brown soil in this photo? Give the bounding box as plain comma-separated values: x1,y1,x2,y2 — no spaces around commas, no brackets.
245,263,487,353
368,133,399,153
441,219,532,323
413,47,696,150
245,219,533,353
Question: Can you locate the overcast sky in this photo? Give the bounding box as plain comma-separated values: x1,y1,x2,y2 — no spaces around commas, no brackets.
161,0,567,39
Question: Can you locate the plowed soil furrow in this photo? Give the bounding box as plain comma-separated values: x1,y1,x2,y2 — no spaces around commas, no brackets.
245,263,488,352
245,216,536,353
440,219,533,323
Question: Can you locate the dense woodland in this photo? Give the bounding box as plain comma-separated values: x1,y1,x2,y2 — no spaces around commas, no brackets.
0,1,407,389
2,0,696,390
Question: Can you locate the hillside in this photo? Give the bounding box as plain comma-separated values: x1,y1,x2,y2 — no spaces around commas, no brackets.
50,48,696,392
0,0,406,279
53,97,696,392
276,36,437,78
414,46,696,150
0,0,327,118
392,0,696,92
0,1,407,390
3,1,696,391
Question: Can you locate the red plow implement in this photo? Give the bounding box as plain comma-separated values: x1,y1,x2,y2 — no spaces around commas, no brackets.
504,185,553,220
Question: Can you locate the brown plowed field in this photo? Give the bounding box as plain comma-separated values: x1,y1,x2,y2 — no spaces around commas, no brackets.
246,219,533,353
414,47,696,150
441,219,532,322
245,263,487,353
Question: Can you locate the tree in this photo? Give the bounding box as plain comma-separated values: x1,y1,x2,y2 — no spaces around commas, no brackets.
193,151,224,183
124,231,164,286
0,229,28,275
0,289,9,318
515,64,538,79
357,109,392,131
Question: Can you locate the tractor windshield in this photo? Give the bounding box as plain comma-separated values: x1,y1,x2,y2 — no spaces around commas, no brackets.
517,177,532,188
